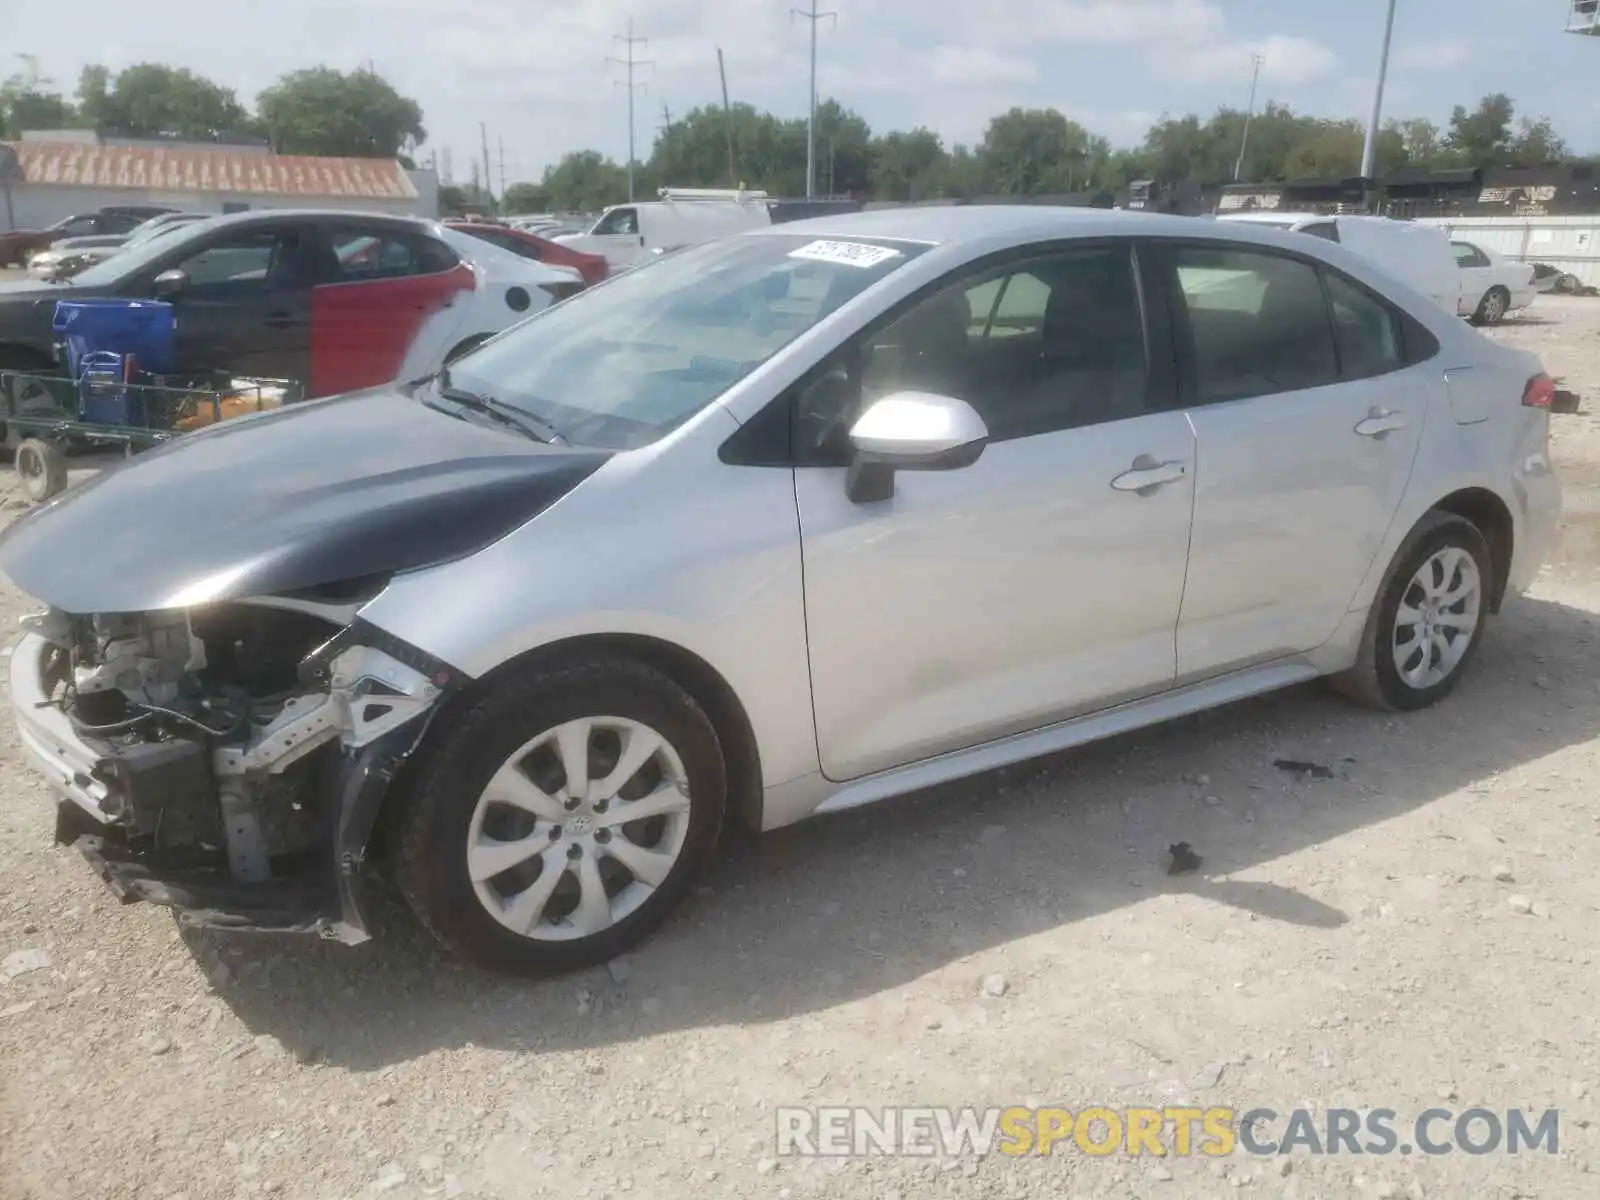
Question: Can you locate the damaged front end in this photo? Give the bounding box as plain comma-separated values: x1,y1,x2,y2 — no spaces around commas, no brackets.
9,589,461,942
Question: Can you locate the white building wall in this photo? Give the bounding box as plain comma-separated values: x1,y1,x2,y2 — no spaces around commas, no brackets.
2,184,427,232
1417,214,1600,288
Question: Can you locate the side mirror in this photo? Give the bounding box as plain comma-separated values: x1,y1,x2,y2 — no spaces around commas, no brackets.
845,392,989,504
151,268,189,298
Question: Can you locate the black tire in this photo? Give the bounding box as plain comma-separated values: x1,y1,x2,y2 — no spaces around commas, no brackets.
14,437,68,503
1330,511,1494,712
393,657,727,975
1473,286,1510,326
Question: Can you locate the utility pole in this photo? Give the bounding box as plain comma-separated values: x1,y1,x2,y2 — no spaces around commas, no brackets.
716,47,738,186
1234,53,1265,182
658,102,673,141
497,137,506,201
607,17,654,202
1360,0,1399,180
479,122,493,214
791,0,837,198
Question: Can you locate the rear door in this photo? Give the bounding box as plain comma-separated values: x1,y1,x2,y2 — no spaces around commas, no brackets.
1452,241,1494,316
1157,240,1432,681
156,223,325,383
311,222,477,395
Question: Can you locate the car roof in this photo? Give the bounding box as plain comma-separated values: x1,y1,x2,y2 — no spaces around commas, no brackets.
174,208,438,234
745,205,1220,246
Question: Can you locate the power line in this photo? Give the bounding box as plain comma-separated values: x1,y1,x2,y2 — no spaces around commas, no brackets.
607,17,655,202
791,0,837,199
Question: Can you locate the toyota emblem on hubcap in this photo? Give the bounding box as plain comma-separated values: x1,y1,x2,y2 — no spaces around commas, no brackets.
567,813,594,835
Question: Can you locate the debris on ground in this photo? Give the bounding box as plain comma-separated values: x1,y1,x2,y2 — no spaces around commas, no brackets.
1166,842,1203,875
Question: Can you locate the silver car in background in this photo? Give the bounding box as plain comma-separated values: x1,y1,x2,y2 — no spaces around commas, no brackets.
0,208,1562,975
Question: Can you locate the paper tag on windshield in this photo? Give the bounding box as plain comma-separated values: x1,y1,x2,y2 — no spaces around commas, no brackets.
788,240,902,269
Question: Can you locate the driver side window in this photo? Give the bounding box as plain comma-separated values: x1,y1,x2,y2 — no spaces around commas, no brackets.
169,230,332,295
594,207,639,237
794,244,1150,464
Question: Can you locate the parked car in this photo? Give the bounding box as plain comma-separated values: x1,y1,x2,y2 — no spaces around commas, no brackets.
1451,240,1538,324
446,219,610,287
27,234,132,281
0,209,583,397
0,208,1561,975
554,187,775,271
0,207,177,267
1217,212,1460,316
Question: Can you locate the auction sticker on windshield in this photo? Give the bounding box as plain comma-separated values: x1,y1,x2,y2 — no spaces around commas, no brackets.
788,240,903,269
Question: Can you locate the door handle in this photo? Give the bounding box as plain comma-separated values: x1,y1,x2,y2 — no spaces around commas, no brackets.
1354,408,1408,438
1110,454,1187,494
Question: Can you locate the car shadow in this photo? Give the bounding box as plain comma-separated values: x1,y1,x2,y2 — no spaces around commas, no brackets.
193,594,1600,1071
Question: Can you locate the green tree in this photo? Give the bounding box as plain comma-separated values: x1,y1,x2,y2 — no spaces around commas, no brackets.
256,67,424,158
437,183,468,216
1393,117,1442,167
76,63,249,140
541,151,630,212
1509,117,1567,166
1443,93,1515,169
502,182,549,213
978,107,1095,194
0,59,75,137
868,128,947,201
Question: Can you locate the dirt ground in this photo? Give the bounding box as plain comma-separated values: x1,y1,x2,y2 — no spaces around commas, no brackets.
1,296,1599,1200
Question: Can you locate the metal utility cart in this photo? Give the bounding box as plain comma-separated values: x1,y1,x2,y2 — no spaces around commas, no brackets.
0,298,301,503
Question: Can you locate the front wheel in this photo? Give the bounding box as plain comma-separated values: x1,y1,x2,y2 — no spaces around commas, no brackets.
393,658,727,975
1331,512,1493,712
1474,287,1510,326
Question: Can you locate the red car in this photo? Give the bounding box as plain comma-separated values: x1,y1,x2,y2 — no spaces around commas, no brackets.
444,220,609,289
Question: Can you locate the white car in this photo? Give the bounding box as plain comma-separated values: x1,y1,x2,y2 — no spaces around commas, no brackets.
27,234,131,280
0,207,1563,974
1451,240,1537,325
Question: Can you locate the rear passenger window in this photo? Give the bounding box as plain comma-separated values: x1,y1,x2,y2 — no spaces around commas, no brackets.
326,227,458,281
1172,246,1338,404
1323,271,1404,380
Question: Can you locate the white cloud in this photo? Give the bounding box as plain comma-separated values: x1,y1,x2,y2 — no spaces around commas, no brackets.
1392,39,1474,71
1166,34,1342,87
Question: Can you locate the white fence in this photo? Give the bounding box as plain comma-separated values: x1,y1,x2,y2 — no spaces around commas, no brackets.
1417,214,1600,287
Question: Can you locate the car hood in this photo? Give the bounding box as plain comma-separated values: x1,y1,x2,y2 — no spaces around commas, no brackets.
0,387,613,613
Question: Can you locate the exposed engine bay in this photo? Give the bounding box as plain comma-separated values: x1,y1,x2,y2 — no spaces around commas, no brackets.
20,597,459,941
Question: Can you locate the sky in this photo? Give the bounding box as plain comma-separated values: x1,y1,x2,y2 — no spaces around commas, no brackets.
4,0,1598,186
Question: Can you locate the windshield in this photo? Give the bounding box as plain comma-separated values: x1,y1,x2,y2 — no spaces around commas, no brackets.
444,232,927,450
68,220,217,288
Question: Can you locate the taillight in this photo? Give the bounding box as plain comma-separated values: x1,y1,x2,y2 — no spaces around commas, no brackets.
1523,373,1557,409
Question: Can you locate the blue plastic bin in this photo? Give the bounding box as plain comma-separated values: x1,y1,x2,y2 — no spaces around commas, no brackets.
52,298,175,378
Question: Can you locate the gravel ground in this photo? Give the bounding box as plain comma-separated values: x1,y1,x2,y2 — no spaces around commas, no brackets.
2,297,1599,1200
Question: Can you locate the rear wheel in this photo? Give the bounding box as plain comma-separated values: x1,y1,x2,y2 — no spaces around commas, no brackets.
14,437,68,503
394,657,727,975
1331,512,1492,711
1473,287,1510,325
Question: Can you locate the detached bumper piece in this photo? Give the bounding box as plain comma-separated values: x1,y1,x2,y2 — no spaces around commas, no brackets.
71,823,338,937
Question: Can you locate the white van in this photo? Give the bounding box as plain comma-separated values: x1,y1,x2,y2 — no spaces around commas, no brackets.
1216,212,1460,316
553,187,774,272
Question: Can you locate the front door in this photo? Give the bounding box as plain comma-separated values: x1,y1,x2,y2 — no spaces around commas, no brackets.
1158,241,1429,681
793,242,1195,781
161,226,328,384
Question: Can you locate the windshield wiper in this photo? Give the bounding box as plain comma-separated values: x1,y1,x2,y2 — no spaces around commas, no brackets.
427,369,569,445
